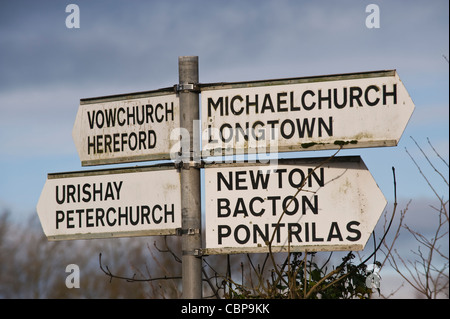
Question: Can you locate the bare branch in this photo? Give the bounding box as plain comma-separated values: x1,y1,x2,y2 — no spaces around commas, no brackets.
385,138,449,298
427,137,449,168
153,236,182,263
405,145,443,201
411,136,448,186
98,253,182,283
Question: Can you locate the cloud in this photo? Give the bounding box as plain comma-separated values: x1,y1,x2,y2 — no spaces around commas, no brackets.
0,88,76,157
0,0,448,227
1,1,448,92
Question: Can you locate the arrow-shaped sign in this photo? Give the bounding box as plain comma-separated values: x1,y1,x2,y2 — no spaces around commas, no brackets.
72,88,179,166
203,156,387,254
201,70,415,156
36,165,181,240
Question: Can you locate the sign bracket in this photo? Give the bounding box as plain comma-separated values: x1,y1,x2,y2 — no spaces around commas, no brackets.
174,83,200,93
174,159,205,171
176,227,200,236
182,248,204,257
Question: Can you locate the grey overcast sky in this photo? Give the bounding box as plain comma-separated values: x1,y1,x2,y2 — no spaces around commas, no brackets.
0,1,448,232
0,0,448,299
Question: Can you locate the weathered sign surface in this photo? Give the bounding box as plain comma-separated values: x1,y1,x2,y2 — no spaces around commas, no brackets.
201,70,414,157
36,165,181,240
73,88,179,166
203,156,387,254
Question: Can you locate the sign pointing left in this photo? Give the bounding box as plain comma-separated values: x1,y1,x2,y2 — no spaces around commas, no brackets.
72,88,179,166
36,165,181,241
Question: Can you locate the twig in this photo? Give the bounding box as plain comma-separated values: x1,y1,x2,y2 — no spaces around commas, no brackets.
267,147,343,290
411,136,448,186
406,147,442,200
98,253,182,283
360,167,398,267
427,137,449,168
303,251,308,298
322,167,399,292
153,236,182,263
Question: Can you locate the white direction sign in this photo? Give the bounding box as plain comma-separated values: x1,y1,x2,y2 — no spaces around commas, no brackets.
73,88,179,166
204,156,387,254
201,70,414,157
36,165,181,240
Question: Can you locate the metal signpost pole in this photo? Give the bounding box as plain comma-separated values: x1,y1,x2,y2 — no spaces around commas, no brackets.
178,56,202,298
37,55,415,301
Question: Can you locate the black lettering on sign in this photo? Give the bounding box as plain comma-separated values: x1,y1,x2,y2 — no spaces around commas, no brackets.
350,87,363,107
55,181,123,204
215,220,362,246
288,223,301,242
253,223,269,243
217,198,230,217
166,102,174,121
364,85,380,106
261,94,274,113
277,92,288,112
318,89,332,109
217,170,270,191
249,197,265,216
276,167,324,188
296,118,315,138
87,130,156,155
206,82,394,121
234,225,250,244
333,87,347,109
86,103,174,130
246,94,258,114
327,222,343,241
230,95,244,115
346,221,361,241
383,84,397,105
302,90,316,110
218,225,231,245
233,198,247,217
216,195,318,217
56,210,65,229
208,97,225,117
235,171,247,190
54,204,176,230
95,208,105,227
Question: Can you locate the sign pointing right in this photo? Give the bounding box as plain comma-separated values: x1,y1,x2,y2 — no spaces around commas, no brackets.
204,156,387,255
201,70,415,156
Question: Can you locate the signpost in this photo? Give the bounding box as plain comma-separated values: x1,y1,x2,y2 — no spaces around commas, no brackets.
201,70,414,157
178,56,202,298
73,88,179,166
203,156,387,254
36,165,181,240
37,57,417,299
